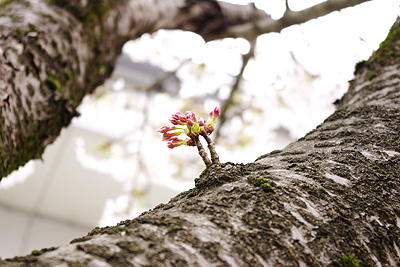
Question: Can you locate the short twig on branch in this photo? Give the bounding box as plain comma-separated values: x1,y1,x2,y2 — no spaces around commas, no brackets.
157,107,221,168
201,132,220,164
193,137,212,167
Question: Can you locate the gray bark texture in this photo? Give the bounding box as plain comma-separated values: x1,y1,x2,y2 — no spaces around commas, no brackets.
1,0,399,266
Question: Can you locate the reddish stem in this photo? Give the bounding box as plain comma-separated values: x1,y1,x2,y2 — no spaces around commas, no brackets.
192,136,211,167
201,133,220,164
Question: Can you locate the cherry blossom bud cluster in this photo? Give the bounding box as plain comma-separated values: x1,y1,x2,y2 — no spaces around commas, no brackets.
157,107,220,149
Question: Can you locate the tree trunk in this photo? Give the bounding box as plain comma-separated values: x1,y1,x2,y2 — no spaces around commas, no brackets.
1,14,400,267
0,1,400,266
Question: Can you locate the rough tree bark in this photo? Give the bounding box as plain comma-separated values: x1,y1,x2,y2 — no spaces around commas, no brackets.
0,0,370,179
1,0,399,266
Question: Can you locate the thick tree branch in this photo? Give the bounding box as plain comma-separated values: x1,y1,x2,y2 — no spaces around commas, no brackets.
2,16,400,267
226,0,372,39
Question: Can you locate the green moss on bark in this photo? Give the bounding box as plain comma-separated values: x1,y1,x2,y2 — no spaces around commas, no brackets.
0,0,11,7
371,18,400,66
341,254,359,267
45,75,60,91
250,177,274,192
31,250,43,256
63,70,73,81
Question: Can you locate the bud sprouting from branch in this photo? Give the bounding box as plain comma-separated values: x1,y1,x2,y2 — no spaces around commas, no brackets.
157,107,221,167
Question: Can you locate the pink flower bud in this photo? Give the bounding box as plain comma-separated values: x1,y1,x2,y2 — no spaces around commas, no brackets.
162,131,181,141
169,118,182,125
171,112,184,120
198,119,205,127
205,107,220,135
167,142,179,149
170,112,186,125
185,111,197,122
209,107,220,119
186,119,194,127
157,126,175,134
166,136,182,149
185,111,198,128
166,136,195,149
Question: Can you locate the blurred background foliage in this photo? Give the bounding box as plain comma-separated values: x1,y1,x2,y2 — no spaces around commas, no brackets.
0,0,398,258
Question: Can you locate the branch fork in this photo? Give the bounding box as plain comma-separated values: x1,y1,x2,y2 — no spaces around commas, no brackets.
157,107,221,167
